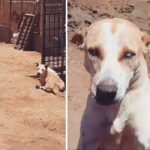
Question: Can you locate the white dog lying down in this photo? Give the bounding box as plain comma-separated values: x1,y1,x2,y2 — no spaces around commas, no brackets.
76,18,150,150
36,63,65,94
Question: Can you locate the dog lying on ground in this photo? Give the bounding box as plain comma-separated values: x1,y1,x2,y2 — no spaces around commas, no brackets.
36,63,65,95
75,18,150,150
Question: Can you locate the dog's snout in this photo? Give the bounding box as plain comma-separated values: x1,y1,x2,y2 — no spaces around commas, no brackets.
97,79,117,93
95,79,118,106
37,73,40,77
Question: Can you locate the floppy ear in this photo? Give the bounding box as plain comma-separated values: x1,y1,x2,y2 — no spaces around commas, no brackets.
71,28,87,47
141,33,150,57
45,64,48,69
36,62,39,67
142,33,150,47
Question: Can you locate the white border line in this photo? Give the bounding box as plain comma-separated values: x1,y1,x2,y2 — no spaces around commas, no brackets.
65,0,68,149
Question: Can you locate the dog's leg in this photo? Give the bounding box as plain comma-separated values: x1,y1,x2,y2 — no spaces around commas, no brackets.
36,85,45,89
36,85,46,90
110,106,129,136
44,82,55,94
110,94,132,146
36,83,55,94
52,87,59,95
110,92,133,135
110,117,128,135
41,86,46,90
45,87,54,93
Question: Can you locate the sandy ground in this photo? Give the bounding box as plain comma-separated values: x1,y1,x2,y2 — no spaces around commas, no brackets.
68,44,90,150
68,0,150,149
0,43,65,150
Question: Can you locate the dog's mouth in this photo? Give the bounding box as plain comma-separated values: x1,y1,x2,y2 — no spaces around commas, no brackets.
36,73,41,78
95,90,117,106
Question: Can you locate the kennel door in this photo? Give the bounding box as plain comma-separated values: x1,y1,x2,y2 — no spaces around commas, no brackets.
42,0,66,76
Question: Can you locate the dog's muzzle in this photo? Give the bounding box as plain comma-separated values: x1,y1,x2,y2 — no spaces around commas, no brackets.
95,79,118,106
36,73,41,78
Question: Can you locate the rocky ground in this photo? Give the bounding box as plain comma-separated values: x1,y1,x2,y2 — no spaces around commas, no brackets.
68,0,150,149
68,0,150,39
0,43,65,150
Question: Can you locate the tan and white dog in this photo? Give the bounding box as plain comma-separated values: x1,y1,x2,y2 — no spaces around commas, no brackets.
36,63,65,95
76,18,150,150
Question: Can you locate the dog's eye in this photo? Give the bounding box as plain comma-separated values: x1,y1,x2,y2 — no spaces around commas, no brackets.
88,48,99,57
124,51,136,59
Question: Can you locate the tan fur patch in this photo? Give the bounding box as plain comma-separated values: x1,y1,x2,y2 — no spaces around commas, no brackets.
142,34,150,47
111,21,118,34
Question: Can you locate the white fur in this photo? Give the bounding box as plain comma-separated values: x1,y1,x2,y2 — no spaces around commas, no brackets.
36,64,65,94
111,63,150,149
78,18,149,150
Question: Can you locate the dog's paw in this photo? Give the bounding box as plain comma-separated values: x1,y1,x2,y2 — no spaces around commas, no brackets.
110,125,117,135
110,125,122,145
113,118,125,133
110,119,124,135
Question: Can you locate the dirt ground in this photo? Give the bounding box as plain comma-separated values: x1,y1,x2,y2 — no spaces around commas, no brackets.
68,0,150,149
68,44,90,150
0,43,65,150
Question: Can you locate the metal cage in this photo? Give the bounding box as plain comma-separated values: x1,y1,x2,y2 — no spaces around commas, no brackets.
42,0,66,77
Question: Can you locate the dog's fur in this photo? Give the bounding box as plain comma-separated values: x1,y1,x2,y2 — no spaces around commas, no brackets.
110,72,150,149
76,18,150,150
36,63,65,94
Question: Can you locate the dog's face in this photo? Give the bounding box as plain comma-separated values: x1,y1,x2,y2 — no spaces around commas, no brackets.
84,19,150,106
36,63,48,77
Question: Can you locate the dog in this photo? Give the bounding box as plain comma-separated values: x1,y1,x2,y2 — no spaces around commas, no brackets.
36,63,65,95
76,18,150,150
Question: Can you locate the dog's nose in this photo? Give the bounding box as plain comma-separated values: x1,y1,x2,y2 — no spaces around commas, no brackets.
95,79,118,106
37,73,40,78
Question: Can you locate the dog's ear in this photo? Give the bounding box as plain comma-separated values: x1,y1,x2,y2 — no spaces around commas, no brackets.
142,33,150,47
71,28,87,48
36,62,39,67
45,64,48,69
141,33,150,57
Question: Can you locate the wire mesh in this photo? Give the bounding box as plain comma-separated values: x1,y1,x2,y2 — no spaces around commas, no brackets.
42,0,66,76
